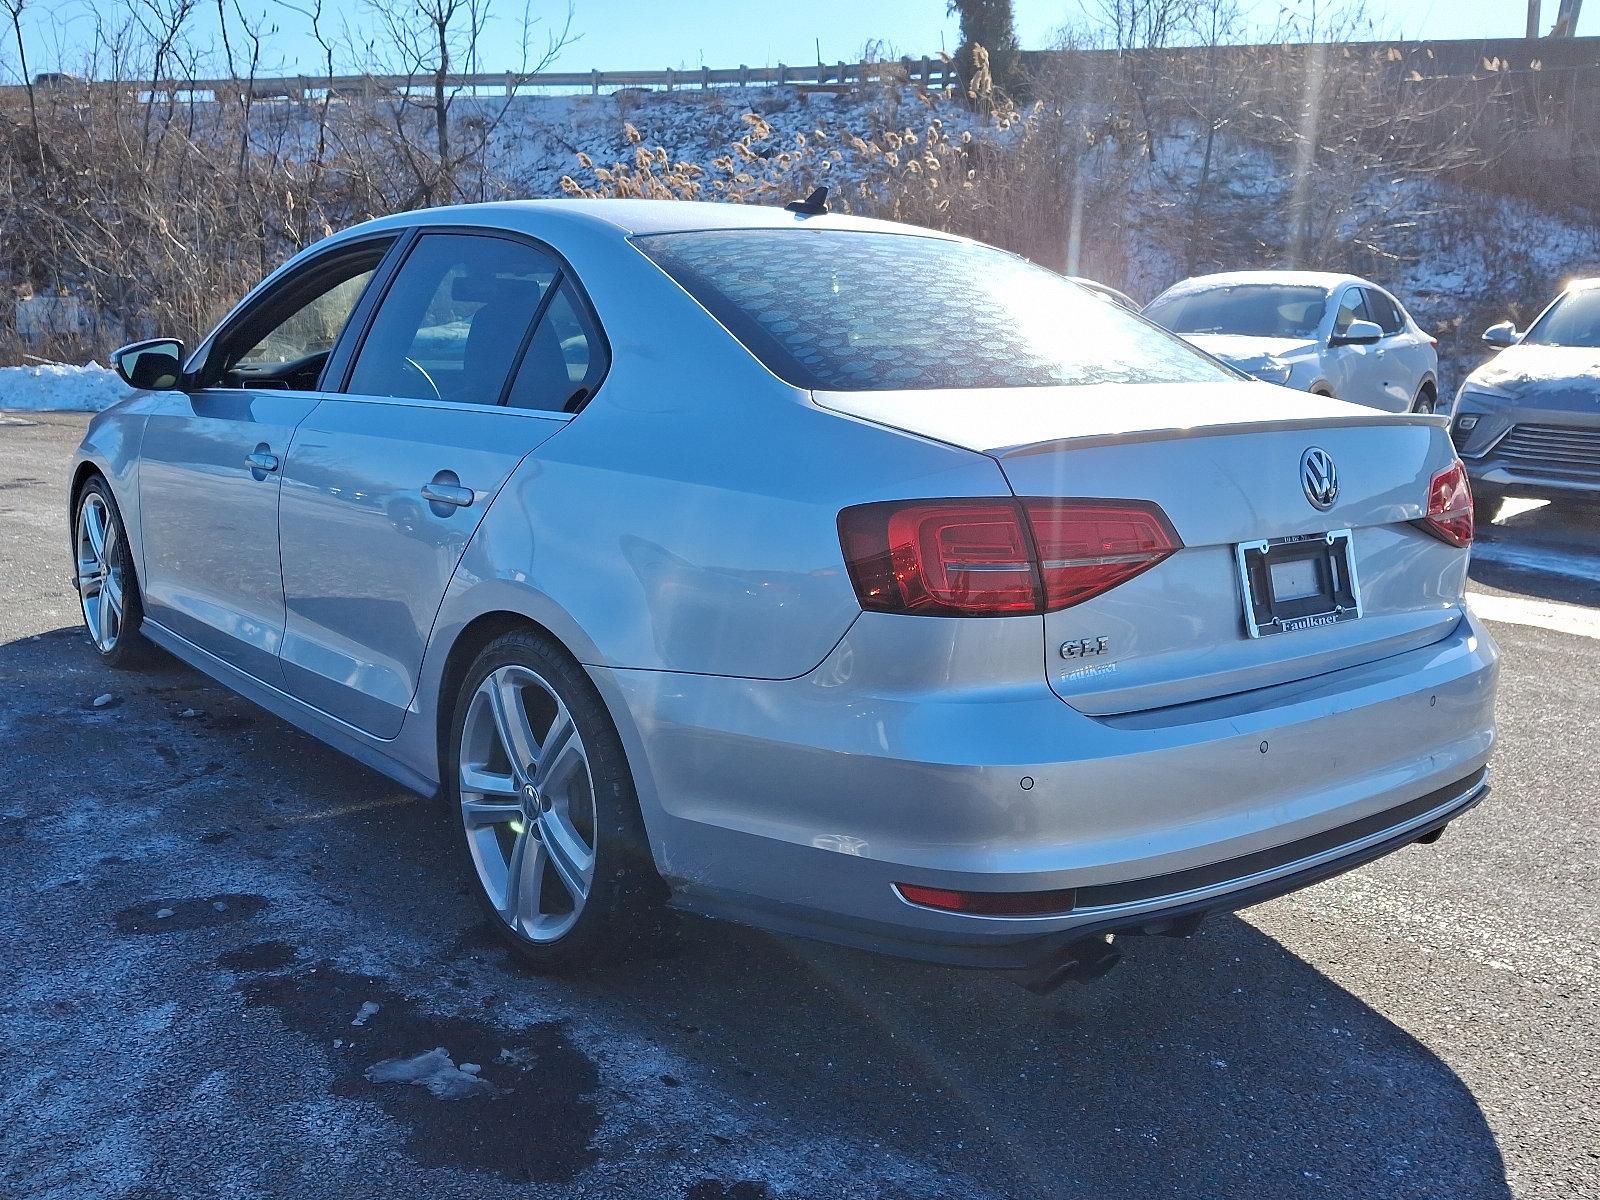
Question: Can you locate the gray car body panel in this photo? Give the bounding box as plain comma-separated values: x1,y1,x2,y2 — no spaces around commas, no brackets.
71,199,1498,963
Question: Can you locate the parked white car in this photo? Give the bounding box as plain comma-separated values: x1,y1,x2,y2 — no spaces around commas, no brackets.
1145,271,1440,413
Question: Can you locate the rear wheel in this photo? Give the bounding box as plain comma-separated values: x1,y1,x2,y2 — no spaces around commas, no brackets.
74,478,148,668
445,629,664,969
1412,384,1438,414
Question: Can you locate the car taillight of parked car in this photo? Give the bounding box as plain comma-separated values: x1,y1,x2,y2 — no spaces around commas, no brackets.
1418,461,1474,547
837,497,1182,616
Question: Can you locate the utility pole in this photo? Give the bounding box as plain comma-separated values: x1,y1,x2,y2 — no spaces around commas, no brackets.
1527,0,1541,38
1550,0,1584,35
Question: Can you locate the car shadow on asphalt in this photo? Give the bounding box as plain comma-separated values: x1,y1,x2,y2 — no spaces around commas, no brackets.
0,626,1513,1200
1471,498,1600,606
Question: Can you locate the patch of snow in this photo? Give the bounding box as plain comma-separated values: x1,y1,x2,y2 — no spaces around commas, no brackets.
351,1000,381,1027
365,1047,495,1099
0,361,132,413
92,693,113,707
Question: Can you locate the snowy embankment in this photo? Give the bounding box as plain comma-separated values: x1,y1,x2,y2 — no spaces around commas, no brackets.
0,362,131,413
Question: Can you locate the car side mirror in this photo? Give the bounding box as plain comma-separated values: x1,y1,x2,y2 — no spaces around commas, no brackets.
1481,320,1519,348
111,338,185,390
1330,319,1383,347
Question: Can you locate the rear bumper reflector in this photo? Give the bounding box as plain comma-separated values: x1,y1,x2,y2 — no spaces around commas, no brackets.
894,882,1079,917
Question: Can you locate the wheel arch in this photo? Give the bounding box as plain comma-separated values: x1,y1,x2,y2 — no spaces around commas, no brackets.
424,601,674,876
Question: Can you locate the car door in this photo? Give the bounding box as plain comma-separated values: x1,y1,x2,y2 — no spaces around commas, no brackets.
276,229,602,738
1362,287,1427,409
136,236,398,683
1325,286,1386,408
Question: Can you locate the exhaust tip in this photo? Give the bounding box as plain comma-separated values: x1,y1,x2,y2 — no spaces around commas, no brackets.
1019,935,1122,994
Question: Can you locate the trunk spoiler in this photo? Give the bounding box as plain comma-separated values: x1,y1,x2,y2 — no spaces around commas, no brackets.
995,411,1451,460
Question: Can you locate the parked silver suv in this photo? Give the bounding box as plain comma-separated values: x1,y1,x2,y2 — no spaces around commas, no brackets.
1453,278,1600,515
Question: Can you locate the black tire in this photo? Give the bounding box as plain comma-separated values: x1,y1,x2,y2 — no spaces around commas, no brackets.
1412,385,1438,414
444,628,666,970
73,476,150,669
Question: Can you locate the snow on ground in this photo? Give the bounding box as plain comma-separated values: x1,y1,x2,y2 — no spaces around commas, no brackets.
0,361,130,413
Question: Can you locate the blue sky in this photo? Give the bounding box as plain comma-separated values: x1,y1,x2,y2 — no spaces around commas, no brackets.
8,0,1593,78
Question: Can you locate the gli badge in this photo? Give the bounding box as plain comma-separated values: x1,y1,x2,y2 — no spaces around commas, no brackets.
1060,636,1110,660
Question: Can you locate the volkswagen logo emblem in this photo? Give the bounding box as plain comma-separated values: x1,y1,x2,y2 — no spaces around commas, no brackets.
1300,447,1338,510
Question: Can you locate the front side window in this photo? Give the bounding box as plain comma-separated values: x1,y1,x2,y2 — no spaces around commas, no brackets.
205,239,393,389
1361,289,1405,335
1523,288,1600,348
637,230,1230,392
347,233,558,404
237,271,375,367
1333,288,1370,335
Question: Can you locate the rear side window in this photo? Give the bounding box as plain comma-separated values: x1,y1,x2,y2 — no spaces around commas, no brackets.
635,230,1230,392
504,281,609,412
1362,289,1406,335
347,233,557,404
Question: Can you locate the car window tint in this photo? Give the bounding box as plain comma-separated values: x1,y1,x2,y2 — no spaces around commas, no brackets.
1333,289,1370,334
504,281,609,412
348,233,557,404
636,230,1231,391
238,270,376,367
1362,289,1405,335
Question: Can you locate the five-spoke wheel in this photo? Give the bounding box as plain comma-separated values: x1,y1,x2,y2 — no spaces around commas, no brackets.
459,664,598,944
448,630,662,967
74,479,144,666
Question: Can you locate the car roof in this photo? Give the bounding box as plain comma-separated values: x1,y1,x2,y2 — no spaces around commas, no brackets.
334,198,960,243
1153,270,1375,300
1564,276,1600,293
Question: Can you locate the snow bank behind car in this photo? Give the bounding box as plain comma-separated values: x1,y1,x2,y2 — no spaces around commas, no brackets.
0,362,131,413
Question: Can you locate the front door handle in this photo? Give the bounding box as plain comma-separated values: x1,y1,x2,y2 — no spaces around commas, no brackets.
421,481,475,509
245,449,280,473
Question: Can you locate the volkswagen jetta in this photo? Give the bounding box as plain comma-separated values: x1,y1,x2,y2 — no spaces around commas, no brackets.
70,200,1496,984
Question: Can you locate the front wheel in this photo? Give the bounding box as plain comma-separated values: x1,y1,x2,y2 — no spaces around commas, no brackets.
74,478,148,667
445,629,665,969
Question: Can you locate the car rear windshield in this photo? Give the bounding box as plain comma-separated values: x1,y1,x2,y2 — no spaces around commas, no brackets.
633,229,1231,391
1145,284,1328,339
1523,288,1600,348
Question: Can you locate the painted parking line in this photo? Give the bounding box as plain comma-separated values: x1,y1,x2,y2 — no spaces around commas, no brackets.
1467,591,1600,640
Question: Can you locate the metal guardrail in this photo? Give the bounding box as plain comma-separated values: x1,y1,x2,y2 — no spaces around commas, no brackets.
2,57,962,102
2,36,1595,103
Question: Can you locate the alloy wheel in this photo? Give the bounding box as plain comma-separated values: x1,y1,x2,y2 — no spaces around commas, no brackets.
76,492,125,653
458,664,597,943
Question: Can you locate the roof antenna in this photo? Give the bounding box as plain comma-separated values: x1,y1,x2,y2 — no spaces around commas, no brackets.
785,185,829,216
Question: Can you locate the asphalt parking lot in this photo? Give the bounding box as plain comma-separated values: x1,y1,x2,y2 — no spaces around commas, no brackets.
1,410,1596,1200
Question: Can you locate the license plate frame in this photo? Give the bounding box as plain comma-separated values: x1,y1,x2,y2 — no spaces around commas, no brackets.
1235,529,1362,639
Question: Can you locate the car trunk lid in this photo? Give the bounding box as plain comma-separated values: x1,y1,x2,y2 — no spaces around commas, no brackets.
815,381,1467,715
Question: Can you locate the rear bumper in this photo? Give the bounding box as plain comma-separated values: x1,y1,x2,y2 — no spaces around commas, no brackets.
688,768,1488,969
597,607,1498,968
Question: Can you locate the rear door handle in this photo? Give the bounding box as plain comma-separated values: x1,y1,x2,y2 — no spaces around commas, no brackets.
245,450,280,473
421,481,475,509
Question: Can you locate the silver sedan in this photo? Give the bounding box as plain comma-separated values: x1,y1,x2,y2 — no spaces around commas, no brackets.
71,200,1497,985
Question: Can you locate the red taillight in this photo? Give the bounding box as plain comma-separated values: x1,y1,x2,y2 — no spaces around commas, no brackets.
1428,335,1440,348
1419,461,1474,547
895,882,1078,916
837,497,1181,616
1023,499,1182,609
